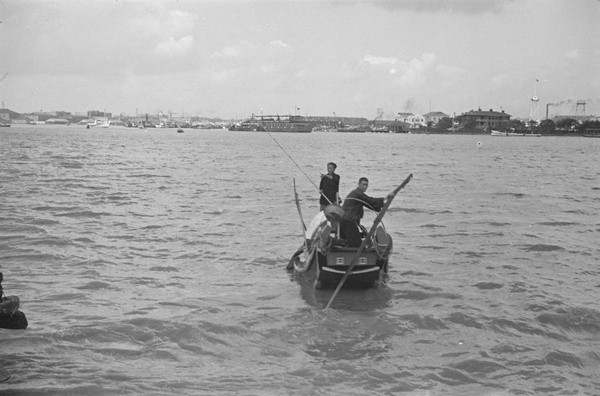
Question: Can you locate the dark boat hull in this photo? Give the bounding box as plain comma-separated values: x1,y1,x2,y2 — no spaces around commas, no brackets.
0,310,28,330
293,246,389,289
0,295,28,330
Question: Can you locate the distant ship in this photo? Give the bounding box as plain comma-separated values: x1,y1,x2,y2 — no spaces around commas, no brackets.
229,114,312,133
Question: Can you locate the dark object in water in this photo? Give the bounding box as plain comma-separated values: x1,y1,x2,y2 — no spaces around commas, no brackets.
0,272,28,330
0,309,28,330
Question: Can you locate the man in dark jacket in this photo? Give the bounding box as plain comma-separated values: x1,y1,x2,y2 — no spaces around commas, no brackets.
340,177,391,247
319,162,340,211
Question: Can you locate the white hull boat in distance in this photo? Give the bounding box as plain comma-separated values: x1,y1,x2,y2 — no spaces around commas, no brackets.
491,129,541,137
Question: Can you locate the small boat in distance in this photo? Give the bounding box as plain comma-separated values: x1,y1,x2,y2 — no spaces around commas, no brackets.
582,128,600,138
491,130,524,136
229,114,312,133
491,128,540,137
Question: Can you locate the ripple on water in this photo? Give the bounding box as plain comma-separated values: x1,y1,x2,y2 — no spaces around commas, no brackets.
536,306,600,334
524,244,566,252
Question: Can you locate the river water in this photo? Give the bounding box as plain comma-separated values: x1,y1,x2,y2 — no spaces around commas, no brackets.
1,125,599,395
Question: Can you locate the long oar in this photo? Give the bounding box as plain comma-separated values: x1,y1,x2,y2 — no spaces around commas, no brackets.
293,178,307,232
324,173,413,310
287,179,309,270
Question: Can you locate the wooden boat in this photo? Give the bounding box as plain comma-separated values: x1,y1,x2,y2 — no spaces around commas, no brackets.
289,175,412,290
0,272,28,330
290,212,393,289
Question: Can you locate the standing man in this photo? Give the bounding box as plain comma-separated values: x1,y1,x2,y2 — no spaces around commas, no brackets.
319,162,340,212
340,177,392,247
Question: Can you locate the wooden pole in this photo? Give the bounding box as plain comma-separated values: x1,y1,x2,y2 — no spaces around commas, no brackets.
324,174,413,310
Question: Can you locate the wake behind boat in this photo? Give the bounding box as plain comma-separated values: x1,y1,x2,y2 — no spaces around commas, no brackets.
229,114,312,133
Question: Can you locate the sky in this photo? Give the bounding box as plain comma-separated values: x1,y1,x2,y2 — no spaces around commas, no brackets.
0,0,598,120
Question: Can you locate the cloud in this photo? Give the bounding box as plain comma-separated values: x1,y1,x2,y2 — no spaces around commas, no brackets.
374,0,508,14
132,8,195,38
270,40,290,48
361,55,398,66
212,46,241,58
131,8,196,58
155,36,194,56
564,49,580,60
394,53,437,86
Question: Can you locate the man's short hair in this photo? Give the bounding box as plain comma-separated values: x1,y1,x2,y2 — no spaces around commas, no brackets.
358,177,369,184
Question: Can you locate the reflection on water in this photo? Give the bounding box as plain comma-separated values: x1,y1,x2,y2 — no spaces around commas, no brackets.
293,271,394,311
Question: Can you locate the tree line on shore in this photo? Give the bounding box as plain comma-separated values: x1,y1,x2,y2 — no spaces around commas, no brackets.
429,116,599,134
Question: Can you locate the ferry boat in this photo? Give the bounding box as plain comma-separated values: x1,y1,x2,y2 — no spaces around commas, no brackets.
229,114,312,133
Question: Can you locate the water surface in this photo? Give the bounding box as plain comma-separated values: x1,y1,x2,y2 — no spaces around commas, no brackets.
1,125,599,395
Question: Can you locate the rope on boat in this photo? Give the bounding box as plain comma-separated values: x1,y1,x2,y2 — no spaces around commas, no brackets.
265,131,333,205
266,132,318,190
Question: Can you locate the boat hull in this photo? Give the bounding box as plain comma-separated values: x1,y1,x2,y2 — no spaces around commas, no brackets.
491,130,541,137
0,296,28,330
293,246,389,289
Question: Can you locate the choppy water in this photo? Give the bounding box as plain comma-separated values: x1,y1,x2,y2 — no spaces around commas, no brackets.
1,124,599,395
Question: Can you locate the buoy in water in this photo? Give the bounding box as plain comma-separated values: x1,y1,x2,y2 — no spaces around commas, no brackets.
477,142,482,147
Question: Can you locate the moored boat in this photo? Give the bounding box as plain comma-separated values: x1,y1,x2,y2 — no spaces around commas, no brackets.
492,128,541,137
582,128,600,138
491,130,525,136
229,114,312,133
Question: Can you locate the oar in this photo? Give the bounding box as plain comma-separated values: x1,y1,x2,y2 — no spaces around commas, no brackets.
293,178,307,232
287,179,309,270
324,173,413,310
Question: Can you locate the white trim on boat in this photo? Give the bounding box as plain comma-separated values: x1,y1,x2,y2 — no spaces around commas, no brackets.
321,267,380,275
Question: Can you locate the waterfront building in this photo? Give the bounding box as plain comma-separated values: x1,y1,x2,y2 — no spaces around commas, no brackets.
455,108,511,130
423,111,449,126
